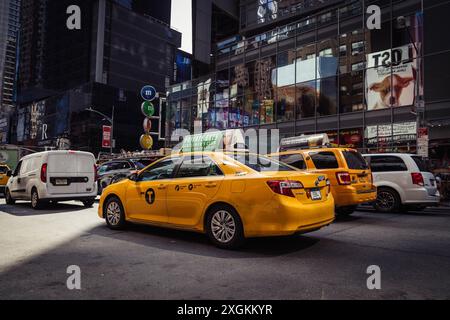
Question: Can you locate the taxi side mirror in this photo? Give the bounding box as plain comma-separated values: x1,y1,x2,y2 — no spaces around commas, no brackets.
128,173,138,182
6,170,12,177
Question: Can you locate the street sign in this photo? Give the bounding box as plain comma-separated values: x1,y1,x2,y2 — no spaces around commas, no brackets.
143,118,152,133
140,134,154,150
141,85,157,101
141,101,155,117
417,127,429,158
102,125,112,148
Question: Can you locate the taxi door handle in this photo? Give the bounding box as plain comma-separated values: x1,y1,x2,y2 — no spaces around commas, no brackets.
158,184,166,190
205,183,217,188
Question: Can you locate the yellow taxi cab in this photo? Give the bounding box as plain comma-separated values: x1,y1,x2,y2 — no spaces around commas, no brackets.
98,151,335,249
0,164,11,194
269,134,377,216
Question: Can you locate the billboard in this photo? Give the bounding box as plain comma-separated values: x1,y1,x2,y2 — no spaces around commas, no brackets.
366,45,418,111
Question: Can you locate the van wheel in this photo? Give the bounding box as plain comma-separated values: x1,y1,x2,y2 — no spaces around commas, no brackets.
206,204,245,249
5,189,15,205
336,205,357,216
104,196,126,230
31,188,45,210
82,198,95,208
374,187,400,213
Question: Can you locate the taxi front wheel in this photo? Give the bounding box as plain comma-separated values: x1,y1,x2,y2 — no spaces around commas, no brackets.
104,196,126,230
206,205,245,249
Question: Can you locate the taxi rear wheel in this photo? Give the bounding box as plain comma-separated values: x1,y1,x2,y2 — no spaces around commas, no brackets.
206,205,245,249
336,205,357,216
104,196,126,230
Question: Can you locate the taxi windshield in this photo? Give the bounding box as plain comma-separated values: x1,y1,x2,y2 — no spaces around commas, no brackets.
229,153,296,172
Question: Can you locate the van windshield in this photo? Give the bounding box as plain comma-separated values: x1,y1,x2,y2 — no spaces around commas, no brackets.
343,151,369,170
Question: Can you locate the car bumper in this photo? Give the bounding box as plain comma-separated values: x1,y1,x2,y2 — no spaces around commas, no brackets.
333,186,377,207
403,189,441,205
243,194,335,238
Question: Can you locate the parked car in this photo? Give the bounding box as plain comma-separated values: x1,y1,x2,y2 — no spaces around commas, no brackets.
5,150,98,209
97,159,146,194
98,151,335,249
363,154,440,212
0,164,11,194
269,135,377,216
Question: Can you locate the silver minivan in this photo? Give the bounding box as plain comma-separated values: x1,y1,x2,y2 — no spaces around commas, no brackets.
5,150,98,209
363,153,440,212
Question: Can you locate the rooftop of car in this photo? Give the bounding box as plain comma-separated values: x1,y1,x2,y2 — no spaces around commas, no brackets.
274,147,358,154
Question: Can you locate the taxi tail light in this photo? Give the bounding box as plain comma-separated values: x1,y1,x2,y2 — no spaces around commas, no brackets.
336,172,351,185
40,163,47,183
94,165,99,181
326,178,331,194
266,180,304,198
411,173,424,186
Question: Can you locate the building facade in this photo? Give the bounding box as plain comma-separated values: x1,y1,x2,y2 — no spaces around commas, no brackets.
8,0,181,153
166,0,450,172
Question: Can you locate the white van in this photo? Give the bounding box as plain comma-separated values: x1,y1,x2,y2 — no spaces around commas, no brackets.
4,150,98,209
363,153,440,212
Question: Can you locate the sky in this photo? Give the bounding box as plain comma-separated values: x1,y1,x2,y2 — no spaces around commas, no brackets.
171,0,193,54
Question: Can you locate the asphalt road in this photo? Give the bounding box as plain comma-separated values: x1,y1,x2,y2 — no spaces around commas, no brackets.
0,199,449,300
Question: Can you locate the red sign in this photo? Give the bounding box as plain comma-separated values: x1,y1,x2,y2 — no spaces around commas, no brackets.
102,125,112,148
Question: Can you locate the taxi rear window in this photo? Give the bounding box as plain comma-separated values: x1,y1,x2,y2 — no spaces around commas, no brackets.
343,151,369,170
231,154,296,172
279,154,306,170
309,152,339,169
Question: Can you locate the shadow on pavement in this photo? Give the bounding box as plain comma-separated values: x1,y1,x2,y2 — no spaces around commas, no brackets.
88,222,321,258
0,202,86,216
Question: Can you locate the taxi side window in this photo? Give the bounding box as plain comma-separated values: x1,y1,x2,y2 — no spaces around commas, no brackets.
309,152,339,169
139,158,180,182
0,166,7,174
176,156,223,178
279,154,306,170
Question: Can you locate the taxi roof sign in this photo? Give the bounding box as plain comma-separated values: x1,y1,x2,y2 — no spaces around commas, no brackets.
280,134,330,152
180,130,246,153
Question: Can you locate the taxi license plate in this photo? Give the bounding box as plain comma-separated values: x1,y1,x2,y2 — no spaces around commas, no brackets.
310,189,322,201
55,179,68,186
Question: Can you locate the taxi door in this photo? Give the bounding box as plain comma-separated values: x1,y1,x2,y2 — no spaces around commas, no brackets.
125,157,180,224
166,155,224,227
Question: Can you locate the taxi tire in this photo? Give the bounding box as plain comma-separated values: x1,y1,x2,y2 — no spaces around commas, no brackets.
5,189,15,205
206,204,245,250
336,205,357,216
104,196,126,230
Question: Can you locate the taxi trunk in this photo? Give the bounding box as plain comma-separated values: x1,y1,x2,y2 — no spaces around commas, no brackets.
263,171,330,204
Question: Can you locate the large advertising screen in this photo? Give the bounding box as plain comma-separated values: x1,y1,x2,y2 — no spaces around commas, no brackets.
366,44,419,111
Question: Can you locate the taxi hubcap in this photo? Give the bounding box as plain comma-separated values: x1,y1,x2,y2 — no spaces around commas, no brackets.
107,201,121,225
211,210,236,243
377,191,395,209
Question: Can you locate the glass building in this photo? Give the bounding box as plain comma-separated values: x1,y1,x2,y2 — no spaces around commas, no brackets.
166,0,450,170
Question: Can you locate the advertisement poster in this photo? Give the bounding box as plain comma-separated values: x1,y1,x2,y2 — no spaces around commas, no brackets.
366,122,417,147
366,45,417,110
102,125,112,148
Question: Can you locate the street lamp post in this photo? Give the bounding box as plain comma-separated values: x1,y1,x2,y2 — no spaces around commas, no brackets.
85,106,115,154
